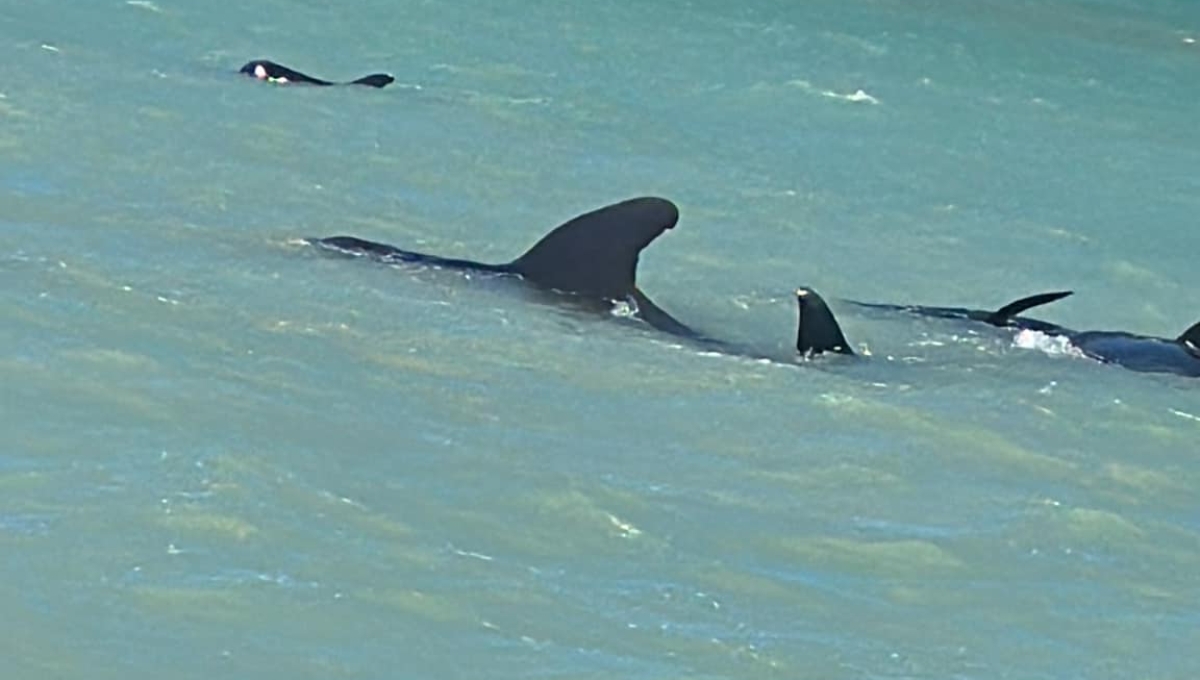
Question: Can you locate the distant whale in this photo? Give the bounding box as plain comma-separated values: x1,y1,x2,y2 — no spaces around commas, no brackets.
850,291,1200,378
240,60,394,88
309,197,699,338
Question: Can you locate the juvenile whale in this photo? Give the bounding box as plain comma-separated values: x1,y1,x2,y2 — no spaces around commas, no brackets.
240,60,394,88
309,197,698,338
850,291,1200,377
849,290,1074,334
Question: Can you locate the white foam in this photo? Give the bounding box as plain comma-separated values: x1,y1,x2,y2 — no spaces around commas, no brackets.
609,300,637,319
825,89,880,105
785,80,879,105
126,0,161,11
1013,329,1085,359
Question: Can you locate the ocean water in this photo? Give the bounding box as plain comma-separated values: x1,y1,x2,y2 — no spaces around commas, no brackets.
3,0,1199,678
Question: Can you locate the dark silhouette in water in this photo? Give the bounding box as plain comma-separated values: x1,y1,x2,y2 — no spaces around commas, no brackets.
850,290,1074,334
311,197,860,363
240,59,394,88
795,288,855,357
310,197,697,338
851,291,1200,377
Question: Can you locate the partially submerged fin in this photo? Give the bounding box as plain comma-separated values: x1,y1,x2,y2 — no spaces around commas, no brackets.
985,291,1073,325
350,73,396,88
508,197,680,301
796,288,854,356
1177,320,1200,351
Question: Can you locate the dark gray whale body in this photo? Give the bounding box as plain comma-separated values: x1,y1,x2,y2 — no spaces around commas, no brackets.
310,197,699,339
315,207,873,376
311,197,856,364
850,292,1200,378
240,60,394,88
850,291,1074,335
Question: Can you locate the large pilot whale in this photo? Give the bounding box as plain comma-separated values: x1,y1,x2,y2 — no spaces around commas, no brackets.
240,59,395,88
309,196,700,338
850,291,1200,377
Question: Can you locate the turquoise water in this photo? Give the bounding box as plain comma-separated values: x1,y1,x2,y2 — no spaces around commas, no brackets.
3,0,1199,677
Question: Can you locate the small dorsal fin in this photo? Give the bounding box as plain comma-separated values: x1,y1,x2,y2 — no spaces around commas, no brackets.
796,288,854,356
985,290,1073,325
350,73,395,88
1177,320,1200,352
508,197,679,300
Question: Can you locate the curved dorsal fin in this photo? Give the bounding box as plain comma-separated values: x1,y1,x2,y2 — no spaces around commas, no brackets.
985,290,1073,325
508,197,679,300
796,288,854,356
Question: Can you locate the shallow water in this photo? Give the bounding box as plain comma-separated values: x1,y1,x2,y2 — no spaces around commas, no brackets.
3,0,1199,678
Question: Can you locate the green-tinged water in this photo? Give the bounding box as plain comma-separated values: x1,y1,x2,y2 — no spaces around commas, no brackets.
3,0,1199,678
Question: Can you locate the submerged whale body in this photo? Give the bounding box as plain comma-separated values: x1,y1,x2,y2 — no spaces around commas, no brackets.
239,59,394,88
310,197,698,338
851,291,1200,377
1066,324,1200,377
849,290,1074,334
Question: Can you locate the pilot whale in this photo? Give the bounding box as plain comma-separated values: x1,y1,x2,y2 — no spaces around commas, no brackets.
240,60,394,88
850,290,1074,334
309,196,699,338
850,291,1200,378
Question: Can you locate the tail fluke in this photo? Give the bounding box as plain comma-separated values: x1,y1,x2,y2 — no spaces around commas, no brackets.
986,291,1073,325
847,290,1072,333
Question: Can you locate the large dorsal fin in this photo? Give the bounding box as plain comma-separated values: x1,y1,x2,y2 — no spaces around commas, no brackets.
985,290,1073,325
796,287,854,356
508,197,679,300
1177,320,1200,352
